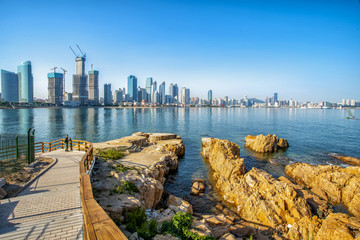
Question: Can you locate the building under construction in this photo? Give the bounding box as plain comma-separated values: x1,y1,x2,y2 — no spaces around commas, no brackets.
47,72,64,105
70,45,88,105
88,69,99,105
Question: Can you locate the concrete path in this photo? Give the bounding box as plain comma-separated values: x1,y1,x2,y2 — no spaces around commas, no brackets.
0,150,84,240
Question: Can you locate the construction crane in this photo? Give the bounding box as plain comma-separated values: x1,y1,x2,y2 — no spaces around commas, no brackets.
69,46,79,58
76,44,86,58
50,67,57,73
60,68,67,99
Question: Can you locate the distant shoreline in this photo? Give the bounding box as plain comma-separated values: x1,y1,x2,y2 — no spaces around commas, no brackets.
0,105,359,110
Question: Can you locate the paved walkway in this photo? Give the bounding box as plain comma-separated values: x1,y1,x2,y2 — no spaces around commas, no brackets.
0,150,85,240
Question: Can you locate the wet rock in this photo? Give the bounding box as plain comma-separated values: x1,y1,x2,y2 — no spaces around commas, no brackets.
166,195,193,214
315,213,360,240
190,179,205,195
285,162,360,218
329,153,360,167
245,134,289,153
129,232,139,240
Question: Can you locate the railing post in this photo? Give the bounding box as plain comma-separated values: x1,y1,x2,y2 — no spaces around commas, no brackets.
70,140,73,151
78,141,80,151
49,143,52,152
15,135,19,159
41,142,44,153
61,140,63,149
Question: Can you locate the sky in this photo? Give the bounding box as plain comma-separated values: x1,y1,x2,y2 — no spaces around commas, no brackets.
0,0,359,102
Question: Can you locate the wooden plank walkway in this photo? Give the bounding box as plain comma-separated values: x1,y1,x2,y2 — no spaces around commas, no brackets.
0,150,85,240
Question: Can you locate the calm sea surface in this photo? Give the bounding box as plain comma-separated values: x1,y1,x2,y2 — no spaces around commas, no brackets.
1,107,359,210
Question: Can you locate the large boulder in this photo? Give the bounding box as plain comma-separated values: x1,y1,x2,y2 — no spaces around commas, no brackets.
166,195,193,214
285,163,360,218
245,134,289,153
315,213,360,240
190,179,205,196
202,138,315,230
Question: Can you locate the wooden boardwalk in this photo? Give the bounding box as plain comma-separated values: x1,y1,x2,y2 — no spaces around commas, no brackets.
0,150,85,240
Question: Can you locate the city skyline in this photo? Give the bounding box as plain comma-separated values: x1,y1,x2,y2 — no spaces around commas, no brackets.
1,0,360,102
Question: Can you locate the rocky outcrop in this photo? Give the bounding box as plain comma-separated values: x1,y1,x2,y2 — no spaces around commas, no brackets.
92,133,185,221
166,195,193,214
190,179,205,196
329,153,360,167
285,163,360,218
202,138,318,231
315,213,360,240
244,134,289,153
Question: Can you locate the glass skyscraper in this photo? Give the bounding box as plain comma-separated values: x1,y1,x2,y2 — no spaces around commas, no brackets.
159,82,165,104
145,77,153,102
208,89,212,105
104,83,112,105
127,75,138,101
0,70,19,103
17,61,33,103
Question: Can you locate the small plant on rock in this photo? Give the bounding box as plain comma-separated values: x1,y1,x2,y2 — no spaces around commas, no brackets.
125,208,158,240
98,148,125,160
161,212,216,240
110,180,139,195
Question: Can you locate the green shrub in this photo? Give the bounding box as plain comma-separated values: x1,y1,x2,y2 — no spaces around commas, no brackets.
125,208,158,240
110,180,139,195
161,212,216,240
98,148,125,160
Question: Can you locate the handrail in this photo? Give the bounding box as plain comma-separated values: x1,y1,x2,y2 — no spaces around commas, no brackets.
39,138,127,240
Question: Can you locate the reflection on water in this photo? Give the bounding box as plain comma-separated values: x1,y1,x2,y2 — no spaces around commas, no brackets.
0,107,359,205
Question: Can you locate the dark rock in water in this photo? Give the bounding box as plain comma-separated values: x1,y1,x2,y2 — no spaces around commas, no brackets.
328,153,360,166
191,179,206,195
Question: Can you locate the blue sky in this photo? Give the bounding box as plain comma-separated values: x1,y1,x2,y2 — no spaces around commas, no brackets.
0,0,359,102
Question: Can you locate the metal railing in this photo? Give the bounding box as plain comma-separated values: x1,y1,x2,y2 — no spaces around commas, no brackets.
0,129,35,173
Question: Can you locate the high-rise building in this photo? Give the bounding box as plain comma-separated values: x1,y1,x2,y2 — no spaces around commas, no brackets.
17,61,34,103
72,57,88,105
0,69,19,103
64,92,73,101
151,81,157,103
88,70,99,105
224,96,229,106
137,87,147,102
274,93,278,103
104,83,112,105
159,82,165,104
47,72,64,105
127,75,138,101
145,77,153,102
181,87,190,104
114,89,123,104
208,89,212,105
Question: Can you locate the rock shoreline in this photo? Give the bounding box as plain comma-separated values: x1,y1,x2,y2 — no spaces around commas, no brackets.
91,133,360,240
202,137,360,239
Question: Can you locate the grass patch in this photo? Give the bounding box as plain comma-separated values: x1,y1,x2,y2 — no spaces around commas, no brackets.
125,208,158,240
112,163,137,172
161,212,216,240
110,180,139,195
98,148,125,160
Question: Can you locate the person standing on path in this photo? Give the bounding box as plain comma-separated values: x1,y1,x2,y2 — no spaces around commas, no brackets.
64,134,69,151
